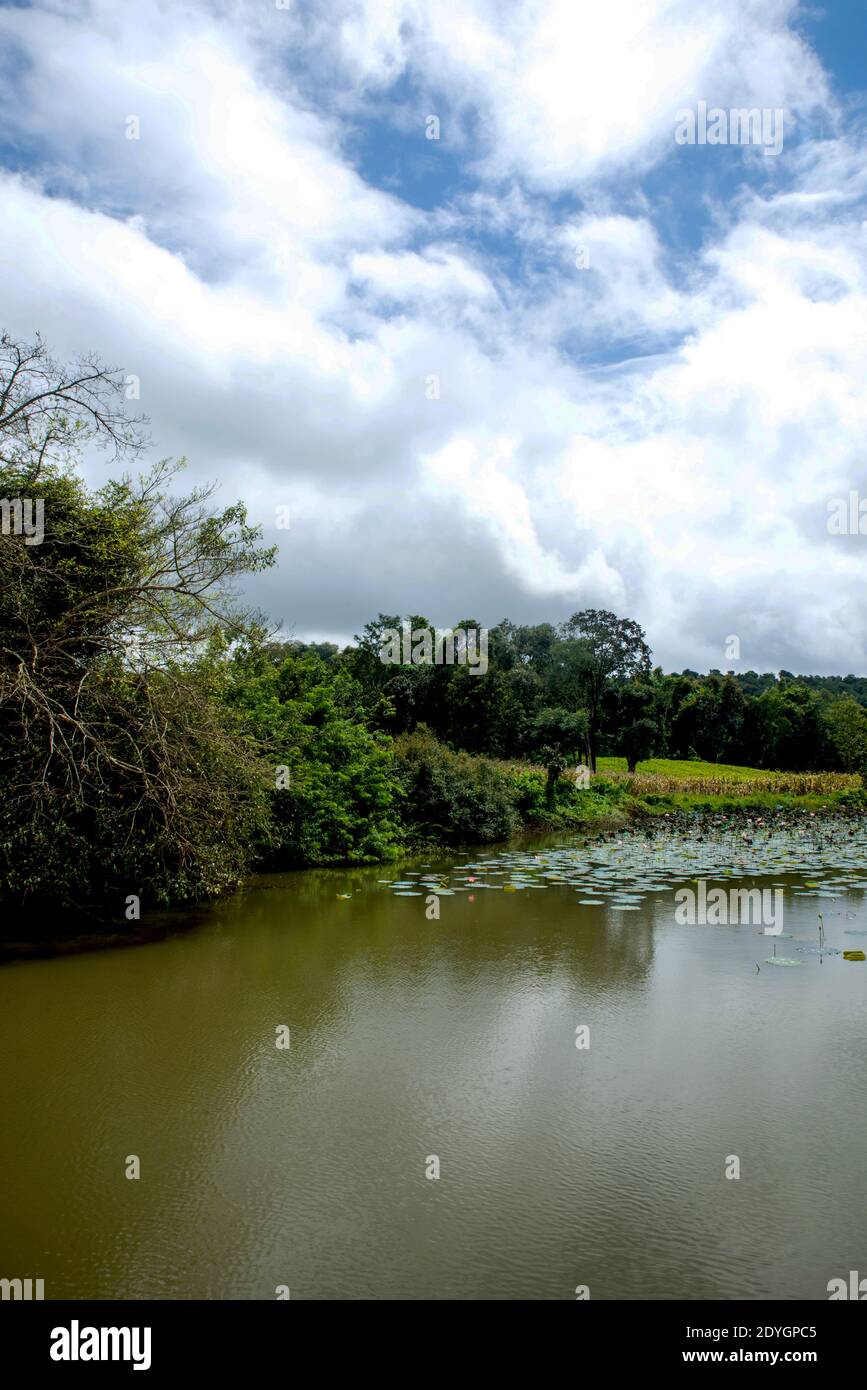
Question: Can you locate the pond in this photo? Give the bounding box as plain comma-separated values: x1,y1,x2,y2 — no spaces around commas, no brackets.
1,822,865,1300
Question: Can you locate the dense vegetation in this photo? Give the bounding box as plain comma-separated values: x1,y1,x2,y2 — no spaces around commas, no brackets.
2,332,866,922
342,614,867,775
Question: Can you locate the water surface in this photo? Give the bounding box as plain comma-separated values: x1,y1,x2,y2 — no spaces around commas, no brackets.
1,826,865,1300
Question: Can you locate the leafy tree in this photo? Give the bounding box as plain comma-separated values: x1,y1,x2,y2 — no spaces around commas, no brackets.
226,646,402,865
670,674,745,763
393,726,517,844
526,707,589,809
621,718,657,773
825,696,867,772
743,684,829,771
615,674,667,769
560,610,651,770
0,333,276,915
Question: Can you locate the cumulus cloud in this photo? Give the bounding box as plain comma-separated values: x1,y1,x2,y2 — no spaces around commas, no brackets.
0,0,865,673
323,0,831,186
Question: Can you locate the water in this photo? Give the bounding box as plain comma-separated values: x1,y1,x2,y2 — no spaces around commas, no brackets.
1,825,866,1300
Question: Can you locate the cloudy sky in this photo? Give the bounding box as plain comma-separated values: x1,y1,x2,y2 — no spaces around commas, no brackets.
1,0,866,672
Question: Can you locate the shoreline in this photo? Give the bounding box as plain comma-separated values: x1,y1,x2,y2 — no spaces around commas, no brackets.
2,798,865,966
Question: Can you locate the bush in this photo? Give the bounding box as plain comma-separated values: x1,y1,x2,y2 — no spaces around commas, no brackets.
509,769,548,818
393,727,518,844
226,648,403,867
0,655,272,915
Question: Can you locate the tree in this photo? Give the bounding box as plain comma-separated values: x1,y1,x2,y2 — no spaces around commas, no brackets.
825,696,867,772
560,610,651,770
392,725,517,844
621,718,657,773
615,674,666,770
670,673,745,763
0,330,147,475
526,707,588,809
743,683,829,771
226,646,402,865
0,332,277,914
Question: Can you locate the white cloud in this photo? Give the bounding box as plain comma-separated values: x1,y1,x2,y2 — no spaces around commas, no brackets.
323,0,831,187
0,0,865,673
350,247,496,305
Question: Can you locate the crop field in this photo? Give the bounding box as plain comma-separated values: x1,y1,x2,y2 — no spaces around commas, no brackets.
595,758,858,797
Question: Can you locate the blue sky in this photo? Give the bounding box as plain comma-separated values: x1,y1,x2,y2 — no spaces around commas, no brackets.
1,0,867,672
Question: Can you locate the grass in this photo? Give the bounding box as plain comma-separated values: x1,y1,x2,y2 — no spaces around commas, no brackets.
596,756,774,781
496,755,859,797
489,756,863,829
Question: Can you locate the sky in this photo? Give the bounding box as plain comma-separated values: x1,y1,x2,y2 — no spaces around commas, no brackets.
1,0,867,673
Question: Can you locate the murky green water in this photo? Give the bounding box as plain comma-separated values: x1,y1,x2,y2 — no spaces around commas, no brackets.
1,826,866,1300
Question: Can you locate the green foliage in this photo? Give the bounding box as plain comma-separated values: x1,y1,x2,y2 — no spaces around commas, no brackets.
524,705,588,808
505,765,629,828
392,726,518,844
559,609,652,768
226,647,402,866
0,333,278,919
742,683,830,770
669,673,746,763
824,696,867,773
0,640,272,914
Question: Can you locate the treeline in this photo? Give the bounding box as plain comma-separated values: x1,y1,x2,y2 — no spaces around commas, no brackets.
720,670,867,703
2,332,866,919
304,617,867,779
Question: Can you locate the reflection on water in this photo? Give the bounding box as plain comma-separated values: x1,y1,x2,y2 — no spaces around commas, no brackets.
0,828,865,1300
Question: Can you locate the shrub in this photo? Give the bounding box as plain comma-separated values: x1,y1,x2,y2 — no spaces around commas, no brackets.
393,727,518,844
226,648,403,867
